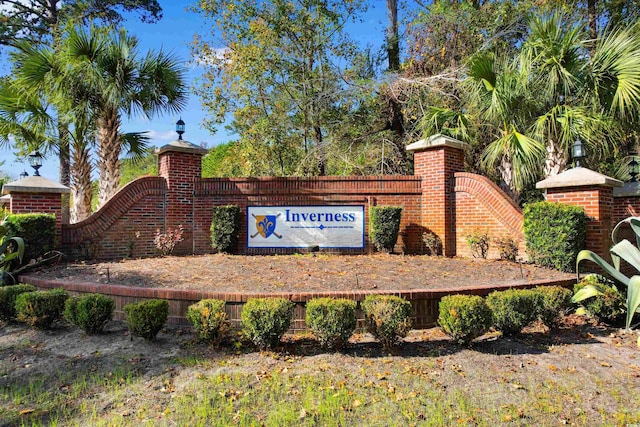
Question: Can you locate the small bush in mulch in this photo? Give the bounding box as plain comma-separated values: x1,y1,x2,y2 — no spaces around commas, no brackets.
64,293,115,335
487,288,542,335
573,274,626,326
241,298,294,350
534,286,573,328
210,205,241,253
0,283,36,321
15,288,68,329
438,294,493,345
186,299,228,344
305,298,357,350
124,299,169,341
369,206,402,253
361,295,412,349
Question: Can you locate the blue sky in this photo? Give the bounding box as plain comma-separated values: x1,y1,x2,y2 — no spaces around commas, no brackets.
1,0,391,181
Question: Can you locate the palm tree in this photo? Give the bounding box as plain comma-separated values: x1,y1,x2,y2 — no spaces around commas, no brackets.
64,26,187,207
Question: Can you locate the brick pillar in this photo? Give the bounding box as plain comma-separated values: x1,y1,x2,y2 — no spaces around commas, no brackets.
2,176,70,246
407,135,466,256
157,140,207,255
537,168,623,259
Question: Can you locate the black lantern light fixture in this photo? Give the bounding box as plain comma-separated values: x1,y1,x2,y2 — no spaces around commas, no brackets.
630,157,639,182
19,170,29,179
28,151,42,176
176,118,185,140
572,139,585,168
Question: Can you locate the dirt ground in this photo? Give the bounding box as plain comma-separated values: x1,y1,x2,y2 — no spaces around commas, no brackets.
27,253,574,292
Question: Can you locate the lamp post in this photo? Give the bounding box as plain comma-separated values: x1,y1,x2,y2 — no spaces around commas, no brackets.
572,139,585,168
28,151,42,176
630,157,639,182
176,119,185,140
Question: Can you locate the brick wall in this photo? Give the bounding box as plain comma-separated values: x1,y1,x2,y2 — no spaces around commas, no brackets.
10,193,64,243
546,186,614,259
60,177,166,259
413,146,465,256
192,176,423,254
159,151,203,255
454,173,525,258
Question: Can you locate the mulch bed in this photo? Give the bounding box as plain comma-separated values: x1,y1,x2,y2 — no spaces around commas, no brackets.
28,253,575,293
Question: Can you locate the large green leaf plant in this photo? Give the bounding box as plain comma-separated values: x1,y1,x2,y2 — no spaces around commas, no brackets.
575,217,640,330
0,216,25,286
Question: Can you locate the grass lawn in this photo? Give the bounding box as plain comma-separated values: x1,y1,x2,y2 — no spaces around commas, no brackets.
1,318,639,426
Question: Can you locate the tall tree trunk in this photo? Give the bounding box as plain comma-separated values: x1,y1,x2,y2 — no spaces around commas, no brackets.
97,108,122,208
588,0,597,43
386,0,400,72
385,0,409,174
544,138,568,177
58,120,70,224
315,125,326,176
70,146,92,223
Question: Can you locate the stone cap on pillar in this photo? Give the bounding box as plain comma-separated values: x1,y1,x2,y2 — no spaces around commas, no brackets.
536,167,623,189
406,134,467,152
156,139,208,156
2,175,70,195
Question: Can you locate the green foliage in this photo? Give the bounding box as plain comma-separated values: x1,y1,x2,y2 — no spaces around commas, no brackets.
573,275,626,326
534,286,573,328
123,299,169,341
305,298,357,350
524,202,587,272
494,236,519,261
64,293,114,334
486,288,542,335
15,288,68,329
202,142,243,177
369,206,402,253
438,294,493,345
0,217,25,286
210,205,241,253
120,148,158,186
241,298,294,350
361,295,412,349
186,299,228,344
3,214,55,264
465,230,490,259
0,283,36,321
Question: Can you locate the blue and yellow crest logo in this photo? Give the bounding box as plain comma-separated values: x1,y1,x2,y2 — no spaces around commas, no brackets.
251,213,282,239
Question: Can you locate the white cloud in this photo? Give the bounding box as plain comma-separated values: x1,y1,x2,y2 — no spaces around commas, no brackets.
144,129,176,141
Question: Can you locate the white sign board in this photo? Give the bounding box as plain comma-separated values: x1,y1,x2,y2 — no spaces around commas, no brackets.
247,206,365,249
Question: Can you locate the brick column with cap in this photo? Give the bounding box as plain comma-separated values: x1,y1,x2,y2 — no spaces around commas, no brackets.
536,167,623,259
1,176,70,244
407,134,466,256
157,139,207,255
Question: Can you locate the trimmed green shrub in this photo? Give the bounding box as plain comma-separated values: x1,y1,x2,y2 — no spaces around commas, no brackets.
523,202,587,272
64,293,115,334
123,299,169,341
305,298,357,350
241,298,294,350
210,205,241,253
534,286,573,328
0,283,36,321
3,214,56,264
361,295,412,348
466,230,490,258
369,206,402,252
486,288,542,335
186,299,228,344
573,274,626,325
15,288,68,328
438,294,493,345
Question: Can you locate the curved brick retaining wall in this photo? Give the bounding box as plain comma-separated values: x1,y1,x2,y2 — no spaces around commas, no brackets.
20,275,575,331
